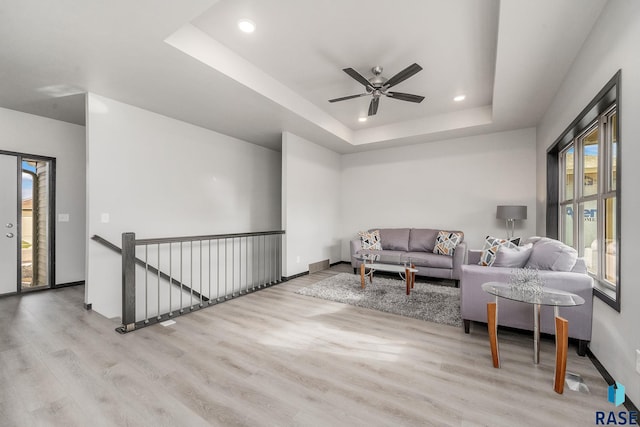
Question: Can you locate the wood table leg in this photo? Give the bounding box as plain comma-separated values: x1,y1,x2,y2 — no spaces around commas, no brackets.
405,268,411,295
554,316,569,394
487,302,500,368
360,264,365,289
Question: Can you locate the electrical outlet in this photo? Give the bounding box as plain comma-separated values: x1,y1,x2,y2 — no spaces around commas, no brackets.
296,256,301,263
636,349,640,374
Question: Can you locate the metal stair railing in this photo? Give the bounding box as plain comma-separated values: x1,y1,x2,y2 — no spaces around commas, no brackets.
92,230,285,333
91,235,209,303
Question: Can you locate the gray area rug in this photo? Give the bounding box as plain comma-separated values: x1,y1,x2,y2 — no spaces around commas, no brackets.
296,273,462,327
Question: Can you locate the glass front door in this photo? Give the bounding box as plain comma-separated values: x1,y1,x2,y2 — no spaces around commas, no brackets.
0,152,54,295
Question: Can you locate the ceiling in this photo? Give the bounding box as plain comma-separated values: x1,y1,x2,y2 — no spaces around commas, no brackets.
0,0,608,153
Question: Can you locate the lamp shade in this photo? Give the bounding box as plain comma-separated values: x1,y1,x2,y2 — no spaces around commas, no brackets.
496,205,527,220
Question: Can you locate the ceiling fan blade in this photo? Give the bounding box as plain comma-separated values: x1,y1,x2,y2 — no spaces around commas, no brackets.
343,68,373,89
368,97,379,116
328,93,368,103
386,92,425,103
383,63,422,89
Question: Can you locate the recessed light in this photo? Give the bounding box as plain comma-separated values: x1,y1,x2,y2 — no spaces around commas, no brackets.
454,95,466,102
358,117,367,122
238,19,256,33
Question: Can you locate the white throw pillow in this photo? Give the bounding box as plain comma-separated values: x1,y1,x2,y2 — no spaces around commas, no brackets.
493,243,533,268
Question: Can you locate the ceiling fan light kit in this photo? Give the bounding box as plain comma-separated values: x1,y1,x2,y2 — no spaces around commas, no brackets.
329,63,425,116
237,19,255,33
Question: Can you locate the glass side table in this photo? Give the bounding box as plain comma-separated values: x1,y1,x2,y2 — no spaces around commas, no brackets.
481,282,585,394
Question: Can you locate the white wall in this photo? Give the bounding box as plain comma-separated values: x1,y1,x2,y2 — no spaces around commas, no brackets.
86,93,281,319
340,128,537,257
0,107,86,284
282,132,341,277
536,0,640,404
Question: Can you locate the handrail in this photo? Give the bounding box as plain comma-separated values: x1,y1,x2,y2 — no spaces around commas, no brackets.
134,230,285,245
91,235,209,303
91,234,122,253
113,230,285,333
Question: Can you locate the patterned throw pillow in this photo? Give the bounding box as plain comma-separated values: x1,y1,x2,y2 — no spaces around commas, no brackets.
479,236,519,266
433,231,463,256
358,230,382,250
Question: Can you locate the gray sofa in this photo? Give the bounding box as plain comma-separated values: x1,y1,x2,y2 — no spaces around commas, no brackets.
350,228,467,283
460,237,594,355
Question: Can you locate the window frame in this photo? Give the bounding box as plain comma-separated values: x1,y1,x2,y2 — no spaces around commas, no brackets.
558,145,574,246
546,70,621,312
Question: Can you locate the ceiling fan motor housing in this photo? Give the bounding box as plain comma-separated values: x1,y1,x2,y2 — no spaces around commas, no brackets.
368,66,387,88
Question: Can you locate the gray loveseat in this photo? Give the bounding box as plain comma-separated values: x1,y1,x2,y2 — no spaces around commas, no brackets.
460,237,593,355
350,228,467,283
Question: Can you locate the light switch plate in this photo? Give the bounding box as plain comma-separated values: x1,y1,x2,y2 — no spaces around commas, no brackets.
58,213,70,222
100,213,110,223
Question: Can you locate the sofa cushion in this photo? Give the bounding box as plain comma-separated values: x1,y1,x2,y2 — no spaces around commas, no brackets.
406,251,453,269
523,236,543,245
408,229,439,252
358,230,381,250
378,228,410,251
433,231,463,256
493,243,533,268
525,238,578,272
479,236,519,266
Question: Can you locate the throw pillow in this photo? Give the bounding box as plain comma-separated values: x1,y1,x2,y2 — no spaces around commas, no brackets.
358,230,382,250
478,236,519,266
493,243,534,268
525,237,578,272
433,231,463,256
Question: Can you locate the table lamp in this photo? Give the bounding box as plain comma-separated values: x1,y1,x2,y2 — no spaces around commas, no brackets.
496,205,527,239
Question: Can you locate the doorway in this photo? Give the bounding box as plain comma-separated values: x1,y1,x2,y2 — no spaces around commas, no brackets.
0,151,55,295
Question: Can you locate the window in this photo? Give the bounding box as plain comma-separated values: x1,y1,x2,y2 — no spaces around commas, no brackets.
547,71,620,311
560,111,616,282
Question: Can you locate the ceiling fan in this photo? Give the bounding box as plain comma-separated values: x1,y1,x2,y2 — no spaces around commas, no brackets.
328,63,425,116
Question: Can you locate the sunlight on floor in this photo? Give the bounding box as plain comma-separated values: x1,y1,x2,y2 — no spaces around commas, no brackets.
259,321,406,362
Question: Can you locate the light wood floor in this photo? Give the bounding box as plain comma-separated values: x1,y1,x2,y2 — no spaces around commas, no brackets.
1,264,610,426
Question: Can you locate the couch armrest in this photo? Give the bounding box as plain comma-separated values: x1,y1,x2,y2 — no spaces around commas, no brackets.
451,241,467,280
350,239,362,268
468,249,482,265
